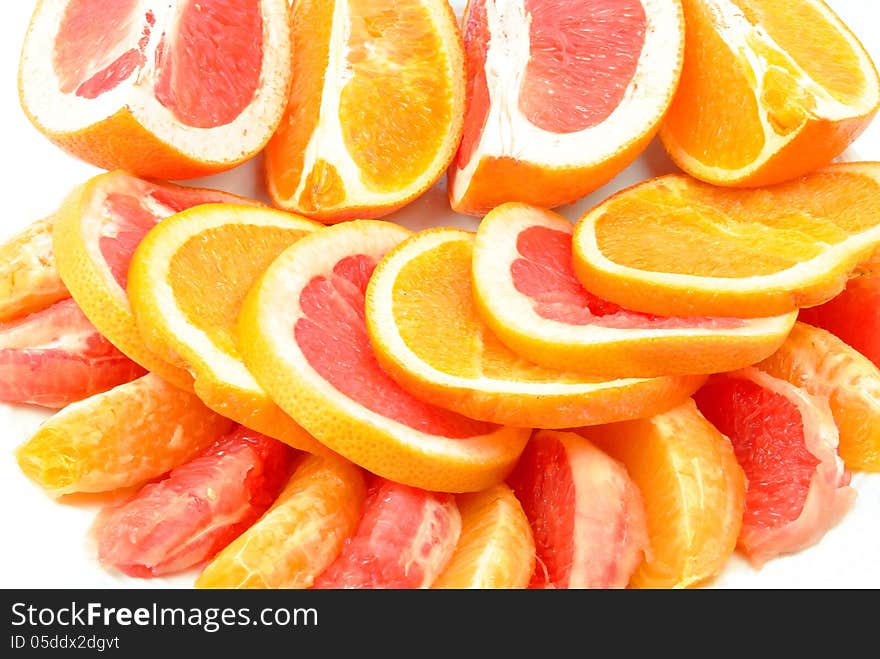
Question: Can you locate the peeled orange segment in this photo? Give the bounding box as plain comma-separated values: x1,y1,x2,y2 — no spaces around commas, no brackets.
127,204,328,455
577,400,746,588
694,368,855,566
265,0,465,222
448,0,684,215
53,170,263,389
94,427,296,578
660,0,880,187
432,484,535,589
473,203,797,378
507,431,648,589
572,164,880,319
365,227,704,428
196,454,366,589
238,220,529,493
16,373,234,498
19,0,292,179
0,299,145,408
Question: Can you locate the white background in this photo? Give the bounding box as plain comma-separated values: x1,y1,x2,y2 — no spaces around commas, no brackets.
1,0,879,588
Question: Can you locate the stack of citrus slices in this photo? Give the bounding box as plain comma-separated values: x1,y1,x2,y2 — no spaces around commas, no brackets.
4,0,880,589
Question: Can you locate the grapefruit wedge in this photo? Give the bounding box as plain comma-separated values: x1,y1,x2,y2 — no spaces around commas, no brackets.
19,0,292,179
449,0,684,215
473,203,796,378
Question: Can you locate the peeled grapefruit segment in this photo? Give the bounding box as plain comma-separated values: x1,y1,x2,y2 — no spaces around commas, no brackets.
196,454,366,589
572,164,880,318
449,0,684,215
507,430,648,589
265,0,465,222
314,478,461,589
365,226,704,428
0,298,145,408
19,0,292,179
94,426,296,577
16,373,234,497
694,368,855,566
238,220,529,493
473,203,797,378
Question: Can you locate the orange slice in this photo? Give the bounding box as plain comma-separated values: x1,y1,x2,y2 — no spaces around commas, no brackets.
660,0,880,187
365,227,705,428
127,204,328,455
16,374,234,498
196,454,366,589
572,163,880,318
265,0,465,222
238,220,529,493
473,203,797,378
19,0,292,179
449,0,684,215
432,484,535,589
577,399,746,588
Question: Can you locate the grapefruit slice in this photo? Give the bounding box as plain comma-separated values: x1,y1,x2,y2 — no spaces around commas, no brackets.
314,478,461,589
196,454,366,589
238,220,530,493
448,0,684,215
572,163,880,318
265,0,465,222
577,400,746,588
365,227,705,428
53,170,263,389
660,0,880,187
16,373,234,497
694,368,855,566
127,204,327,455
19,0,292,179
506,430,648,589
94,426,296,577
432,484,535,589
473,203,797,378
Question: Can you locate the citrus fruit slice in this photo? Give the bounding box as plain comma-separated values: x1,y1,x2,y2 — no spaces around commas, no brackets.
432,484,535,589
16,373,234,497
127,203,327,455
448,0,684,215
0,298,145,408
365,227,705,428
196,454,366,589
572,164,880,318
473,203,797,378
314,478,461,589
19,0,292,179
265,0,465,222
694,368,855,566
0,216,68,322
756,323,880,472
53,170,263,389
94,426,296,577
660,0,880,187
238,220,529,493
577,400,746,588
506,430,648,589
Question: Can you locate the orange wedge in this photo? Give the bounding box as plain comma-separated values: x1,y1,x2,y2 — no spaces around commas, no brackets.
660,0,880,186
196,454,366,589
577,399,746,588
265,0,465,222
127,204,327,455
572,164,880,318
238,220,529,493
432,484,535,589
16,374,234,498
365,227,705,428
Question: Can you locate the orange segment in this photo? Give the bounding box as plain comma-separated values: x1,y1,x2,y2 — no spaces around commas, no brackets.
577,400,746,588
